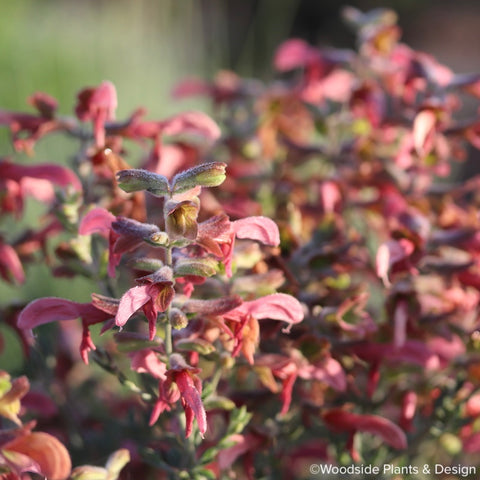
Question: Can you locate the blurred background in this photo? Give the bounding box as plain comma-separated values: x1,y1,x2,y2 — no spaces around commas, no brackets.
2,0,480,120
2,0,480,368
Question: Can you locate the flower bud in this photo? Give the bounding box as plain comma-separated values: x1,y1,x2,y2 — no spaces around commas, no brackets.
147,231,170,247
174,257,218,278
171,162,227,194
116,169,170,196
168,308,189,330
220,352,235,370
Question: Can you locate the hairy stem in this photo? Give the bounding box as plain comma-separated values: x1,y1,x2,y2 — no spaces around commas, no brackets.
164,245,174,363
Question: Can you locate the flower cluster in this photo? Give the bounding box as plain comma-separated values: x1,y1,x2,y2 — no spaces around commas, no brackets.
1,6,480,479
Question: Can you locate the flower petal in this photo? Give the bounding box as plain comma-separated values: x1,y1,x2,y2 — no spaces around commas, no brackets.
375,238,414,287
175,370,207,437
79,207,116,236
232,216,280,246
115,286,151,328
17,298,85,330
0,242,25,284
161,111,221,142
4,432,72,480
323,409,407,450
232,293,304,327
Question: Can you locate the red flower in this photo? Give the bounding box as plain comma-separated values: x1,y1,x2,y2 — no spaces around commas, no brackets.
17,297,113,364
115,266,175,339
75,81,117,148
131,351,206,438
0,92,68,154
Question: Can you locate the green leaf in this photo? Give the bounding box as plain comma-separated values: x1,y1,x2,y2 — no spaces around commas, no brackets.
171,162,227,194
176,338,216,355
192,468,217,480
227,406,252,436
128,257,165,272
198,446,219,465
202,395,236,411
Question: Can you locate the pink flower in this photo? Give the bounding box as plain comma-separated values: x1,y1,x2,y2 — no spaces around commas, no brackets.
117,109,221,157
375,238,416,287
115,266,175,339
75,81,117,148
256,350,346,414
172,70,260,105
17,297,113,364
0,93,68,154
223,293,304,364
273,38,355,104
0,159,82,217
169,362,206,438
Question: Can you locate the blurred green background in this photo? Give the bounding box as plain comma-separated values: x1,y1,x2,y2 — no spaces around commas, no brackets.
3,0,480,119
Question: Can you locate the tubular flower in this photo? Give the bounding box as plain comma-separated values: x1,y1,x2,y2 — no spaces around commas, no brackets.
132,351,207,438
115,266,175,340
222,293,304,364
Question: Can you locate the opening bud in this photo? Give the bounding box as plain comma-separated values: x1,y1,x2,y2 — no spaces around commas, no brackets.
148,231,170,247
168,308,189,330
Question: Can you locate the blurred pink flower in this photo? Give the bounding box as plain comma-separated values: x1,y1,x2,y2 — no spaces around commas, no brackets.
75,80,117,148
323,409,407,460
17,297,113,363
0,159,82,216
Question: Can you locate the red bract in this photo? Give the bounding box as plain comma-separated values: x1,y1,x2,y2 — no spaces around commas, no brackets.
196,214,280,277
0,105,66,154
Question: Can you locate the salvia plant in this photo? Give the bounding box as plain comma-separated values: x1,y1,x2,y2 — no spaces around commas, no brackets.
2,6,480,480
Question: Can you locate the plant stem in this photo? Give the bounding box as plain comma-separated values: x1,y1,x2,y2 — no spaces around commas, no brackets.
165,245,174,362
